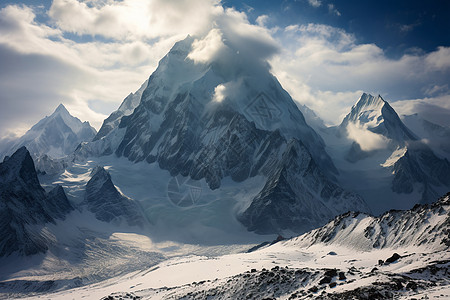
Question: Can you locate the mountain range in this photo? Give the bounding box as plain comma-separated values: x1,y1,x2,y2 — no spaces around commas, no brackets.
0,35,449,299
1,36,449,237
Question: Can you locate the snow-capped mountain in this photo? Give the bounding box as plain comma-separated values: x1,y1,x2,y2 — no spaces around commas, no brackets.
84,166,147,227
327,92,450,213
94,80,149,143
340,93,417,143
77,35,367,235
0,104,97,161
0,147,73,257
239,138,367,234
287,192,450,251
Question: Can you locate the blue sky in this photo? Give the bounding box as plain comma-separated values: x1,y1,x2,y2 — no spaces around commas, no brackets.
0,0,449,140
224,0,450,57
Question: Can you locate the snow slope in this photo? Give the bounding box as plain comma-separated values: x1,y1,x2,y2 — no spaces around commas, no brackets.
10,193,448,300
286,192,450,251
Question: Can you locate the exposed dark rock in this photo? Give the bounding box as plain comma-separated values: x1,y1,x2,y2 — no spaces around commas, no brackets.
319,276,332,285
0,147,73,256
385,253,401,264
85,166,146,227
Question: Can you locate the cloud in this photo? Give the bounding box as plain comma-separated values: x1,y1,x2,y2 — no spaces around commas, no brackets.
0,43,97,137
425,46,450,71
270,23,450,125
0,3,173,138
49,0,221,40
423,84,449,97
187,28,226,64
346,122,389,151
391,95,450,128
256,14,268,27
327,4,341,16
212,84,226,102
399,22,420,33
307,0,322,8
216,8,278,61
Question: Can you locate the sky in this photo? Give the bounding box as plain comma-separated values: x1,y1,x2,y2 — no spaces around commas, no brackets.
0,0,449,141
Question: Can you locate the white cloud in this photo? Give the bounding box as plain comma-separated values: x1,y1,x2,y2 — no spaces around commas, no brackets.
49,0,221,40
256,14,269,27
187,28,226,64
0,3,175,137
212,84,226,102
328,4,341,16
270,23,450,125
391,95,450,127
216,8,278,61
346,122,389,151
307,0,322,8
423,84,449,96
425,46,450,71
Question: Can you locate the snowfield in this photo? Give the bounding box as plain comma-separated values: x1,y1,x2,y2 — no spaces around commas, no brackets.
1,193,448,299
9,243,449,299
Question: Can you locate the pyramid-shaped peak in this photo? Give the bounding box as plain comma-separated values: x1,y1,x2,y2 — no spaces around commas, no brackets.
341,93,417,142
54,103,70,115
0,146,40,186
356,93,386,108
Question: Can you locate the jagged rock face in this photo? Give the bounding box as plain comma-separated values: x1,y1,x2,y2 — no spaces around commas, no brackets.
287,193,450,251
105,37,336,178
94,80,149,142
85,166,146,227
0,147,73,256
392,145,450,198
239,139,368,234
34,154,69,175
1,104,96,161
76,36,370,234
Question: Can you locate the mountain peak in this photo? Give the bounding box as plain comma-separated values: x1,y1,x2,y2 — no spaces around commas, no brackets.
54,103,69,115
0,103,97,160
90,165,110,180
85,165,146,227
341,93,416,142
0,146,38,185
355,93,385,110
0,147,73,256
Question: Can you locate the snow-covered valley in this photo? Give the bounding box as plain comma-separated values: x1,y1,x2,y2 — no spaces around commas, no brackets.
2,204,448,299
